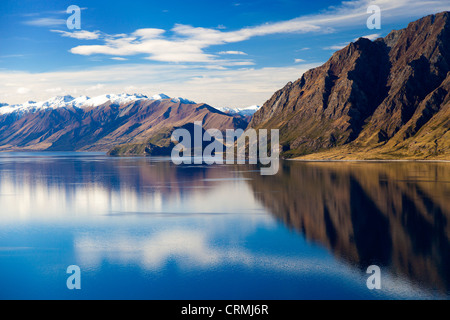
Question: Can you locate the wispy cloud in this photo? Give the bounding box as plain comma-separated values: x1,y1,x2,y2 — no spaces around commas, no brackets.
51,30,102,40
68,18,321,64
355,33,382,41
45,87,63,93
0,63,320,107
9,0,450,107
324,33,382,50
86,83,105,91
59,0,450,65
24,18,66,27
16,87,30,94
323,44,348,50
218,51,248,55
0,54,27,58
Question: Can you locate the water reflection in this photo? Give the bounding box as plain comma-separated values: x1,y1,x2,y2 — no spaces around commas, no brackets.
246,161,450,293
0,153,448,298
0,153,262,219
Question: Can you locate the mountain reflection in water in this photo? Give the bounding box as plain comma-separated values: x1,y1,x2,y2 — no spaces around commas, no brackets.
0,153,448,298
246,161,450,293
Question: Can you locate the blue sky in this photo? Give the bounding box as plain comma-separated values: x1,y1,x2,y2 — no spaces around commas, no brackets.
1,0,449,107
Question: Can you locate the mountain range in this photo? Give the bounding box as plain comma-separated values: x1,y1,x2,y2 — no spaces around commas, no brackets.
0,93,250,153
0,12,449,160
250,11,450,160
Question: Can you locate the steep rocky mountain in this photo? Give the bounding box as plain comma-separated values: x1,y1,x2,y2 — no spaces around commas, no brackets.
0,94,248,152
249,11,450,159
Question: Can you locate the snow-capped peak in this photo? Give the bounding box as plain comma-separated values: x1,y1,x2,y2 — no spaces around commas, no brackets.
218,105,261,116
40,95,76,108
0,93,197,116
151,93,170,100
82,93,148,107
148,94,196,104
170,97,196,104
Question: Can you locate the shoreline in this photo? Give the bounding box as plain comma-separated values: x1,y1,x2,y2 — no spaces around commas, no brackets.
288,158,450,163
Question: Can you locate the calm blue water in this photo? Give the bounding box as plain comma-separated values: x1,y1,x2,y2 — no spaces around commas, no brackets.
0,152,448,299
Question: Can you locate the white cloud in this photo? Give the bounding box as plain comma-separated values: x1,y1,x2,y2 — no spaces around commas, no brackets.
324,33,381,51
296,0,450,27
16,87,30,94
355,33,382,41
67,19,320,64
51,30,101,40
323,44,348,50
45,87,62,93
0,63,319,108
294,59,306,63
0,54,27,58
24,18,66,27
60,0,450,65
218,51,248,55
65,10,323,64
86,83,105,91
10,0,450,108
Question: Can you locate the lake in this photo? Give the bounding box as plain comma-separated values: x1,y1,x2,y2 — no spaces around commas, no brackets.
0,152,448,299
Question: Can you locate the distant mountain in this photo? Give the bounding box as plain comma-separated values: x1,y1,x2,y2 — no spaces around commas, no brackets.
249,11,450,160
108,122,226,156
218,105,261,123
0,93,193,117
0,93,248,153
218,105,261,116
